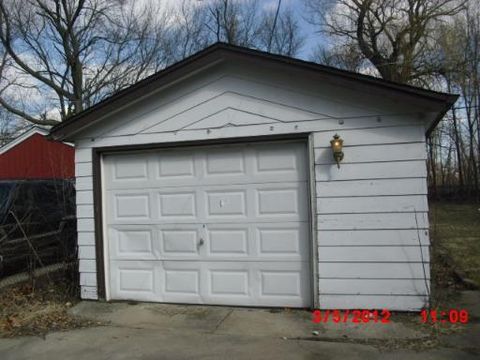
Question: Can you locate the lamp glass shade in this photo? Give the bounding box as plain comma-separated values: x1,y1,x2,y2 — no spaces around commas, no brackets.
330,134,343,152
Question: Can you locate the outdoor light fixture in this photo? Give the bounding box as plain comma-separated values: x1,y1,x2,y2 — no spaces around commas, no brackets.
330,134,344,168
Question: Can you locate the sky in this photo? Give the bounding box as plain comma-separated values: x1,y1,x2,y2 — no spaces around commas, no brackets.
290,0,323,59
257,0,322,59
161,0,324,60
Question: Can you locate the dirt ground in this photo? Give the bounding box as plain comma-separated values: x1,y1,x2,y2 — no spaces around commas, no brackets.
0,281,97,338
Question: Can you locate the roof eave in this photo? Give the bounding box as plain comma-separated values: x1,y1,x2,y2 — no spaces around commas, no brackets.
425,94,459,137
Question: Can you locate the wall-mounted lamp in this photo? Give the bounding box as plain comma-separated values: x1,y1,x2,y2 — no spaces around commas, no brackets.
330,134,344,169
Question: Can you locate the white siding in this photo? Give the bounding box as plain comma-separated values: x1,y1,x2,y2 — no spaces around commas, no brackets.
73,63,431,309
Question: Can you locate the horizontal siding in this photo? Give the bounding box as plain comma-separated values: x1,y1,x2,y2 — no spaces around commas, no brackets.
317,212,429,230
316,178,427,197
75,162,92,177
81,286,98,300
315,160,427,181
76,119,422,150
79,259,96,273
78,245,96,259
318,246,429,263
318,262,430,279
75,148,92,163
312,125,424,146
319,279,429,296
76,176,93,191
314,143,426,165
77,204,94,219
77,190,93,205
71,67,431,310
317,229,429,246
319,295,428,311
78,218,95,232
78,232,95,246
80,273,97,287
317,195,428,214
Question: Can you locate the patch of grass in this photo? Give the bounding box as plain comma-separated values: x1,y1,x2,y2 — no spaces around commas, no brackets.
0,282,97,338
430,202,480,287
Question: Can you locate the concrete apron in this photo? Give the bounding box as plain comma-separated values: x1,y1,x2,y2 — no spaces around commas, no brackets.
68,301,427,340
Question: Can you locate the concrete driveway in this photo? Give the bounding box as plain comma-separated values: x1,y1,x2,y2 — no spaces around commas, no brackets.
1,292,479,360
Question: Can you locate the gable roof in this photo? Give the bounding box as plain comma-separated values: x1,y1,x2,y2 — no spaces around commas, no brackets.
0,127,49,155
1,127,74,155
49,42,458,141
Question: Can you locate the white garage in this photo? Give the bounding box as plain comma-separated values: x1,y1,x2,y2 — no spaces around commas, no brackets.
103,141,311,306
50,43,456,310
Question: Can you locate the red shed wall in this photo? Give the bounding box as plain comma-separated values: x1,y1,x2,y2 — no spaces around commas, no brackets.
0,133,74,179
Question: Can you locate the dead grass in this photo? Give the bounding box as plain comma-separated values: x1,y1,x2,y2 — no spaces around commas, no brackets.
430,202,480,287
0,283,97,338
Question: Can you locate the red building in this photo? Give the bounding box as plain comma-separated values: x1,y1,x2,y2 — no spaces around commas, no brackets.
0,127,74,179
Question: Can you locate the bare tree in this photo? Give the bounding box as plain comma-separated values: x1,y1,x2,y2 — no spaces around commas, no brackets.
434,4,480,199
258,7,304,56
310,41,366,72
0,0,305,127
204,0,261,46
0,107,26,146
203,0,304,56
305,0,466,84
168,0,211,62
0,0,170,126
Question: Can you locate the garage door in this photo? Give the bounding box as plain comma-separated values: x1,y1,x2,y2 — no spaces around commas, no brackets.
103,141,311,307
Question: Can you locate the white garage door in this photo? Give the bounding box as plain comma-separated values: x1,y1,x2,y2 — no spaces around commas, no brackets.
103,141,311,307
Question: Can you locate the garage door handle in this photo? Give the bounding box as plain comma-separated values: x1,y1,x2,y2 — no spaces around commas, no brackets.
198,238,204,246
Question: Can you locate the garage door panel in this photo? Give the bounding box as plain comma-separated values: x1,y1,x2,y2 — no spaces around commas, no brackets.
158,192,197,218
107,184,307,225
161,228,200,255
114,193,151,219
207,228,249,256
254,143,307,177
205,148,247,176
257,224,306,257
206,190,247,217
109,227,156,260
209,270,249,296
165,269,200,295
256,263,310,306
203,223,308,260
106,175,307,189
104,141,311,307
261,271,301,297
203,262,310,307
109,223,307,262
256,188,299,216
110,261,160,302
104,143,307,190
108,260,310,306
157,150,196,178
110,154,149,181
106,190,156,223
254,183,308,220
